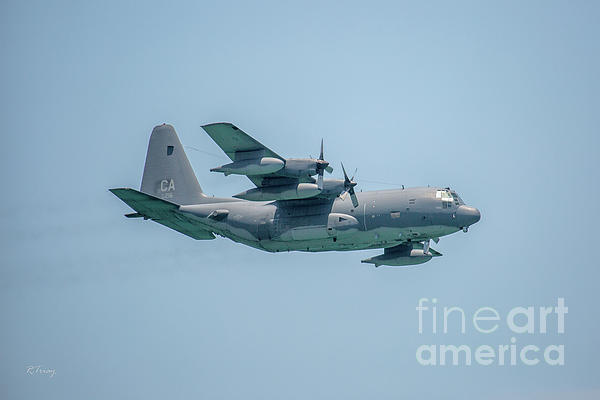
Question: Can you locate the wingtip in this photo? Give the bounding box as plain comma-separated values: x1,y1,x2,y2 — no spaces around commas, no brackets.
201,122,235,129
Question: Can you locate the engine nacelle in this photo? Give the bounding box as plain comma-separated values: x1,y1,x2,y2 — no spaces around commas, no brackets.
211,157,284,176
234,183,321,201
280,158,318,177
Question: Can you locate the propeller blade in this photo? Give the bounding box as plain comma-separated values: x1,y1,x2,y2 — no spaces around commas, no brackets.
315,139,331,176
317,170,324,190
319,138,324,160
341,162,350,182
349,187,359,208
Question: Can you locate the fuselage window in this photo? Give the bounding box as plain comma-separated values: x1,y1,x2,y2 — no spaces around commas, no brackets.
390,211,401,219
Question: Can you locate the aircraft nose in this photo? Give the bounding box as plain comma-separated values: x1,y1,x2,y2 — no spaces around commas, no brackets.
456,205,481,227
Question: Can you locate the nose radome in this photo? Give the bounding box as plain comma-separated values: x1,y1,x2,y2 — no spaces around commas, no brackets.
457,205,481,226
473,207,481,224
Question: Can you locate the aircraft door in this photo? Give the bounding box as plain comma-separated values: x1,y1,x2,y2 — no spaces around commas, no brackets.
362,199,376,230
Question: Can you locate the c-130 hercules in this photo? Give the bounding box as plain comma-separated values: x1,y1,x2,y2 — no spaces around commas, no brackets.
111,123,480,267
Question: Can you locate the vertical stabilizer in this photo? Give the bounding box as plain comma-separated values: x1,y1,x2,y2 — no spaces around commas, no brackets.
140,124,206,205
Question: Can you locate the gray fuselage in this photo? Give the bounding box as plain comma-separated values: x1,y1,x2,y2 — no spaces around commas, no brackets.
179,186,480,253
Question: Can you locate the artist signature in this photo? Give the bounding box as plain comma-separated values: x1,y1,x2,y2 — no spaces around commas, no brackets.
26,365,55,378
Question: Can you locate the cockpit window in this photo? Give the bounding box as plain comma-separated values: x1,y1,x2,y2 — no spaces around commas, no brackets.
436,190,454,208
435,190,452,200
450,191,463,206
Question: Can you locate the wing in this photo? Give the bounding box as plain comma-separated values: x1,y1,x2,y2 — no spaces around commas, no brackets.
110,188,215,240
201,123,346,204
201,122,283,162
202,123,314,188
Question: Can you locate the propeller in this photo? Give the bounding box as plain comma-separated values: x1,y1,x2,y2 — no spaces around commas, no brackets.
340,162,359,208
315,139,333,189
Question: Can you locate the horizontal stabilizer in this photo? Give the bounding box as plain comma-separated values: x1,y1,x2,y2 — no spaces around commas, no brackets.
110,188,215,240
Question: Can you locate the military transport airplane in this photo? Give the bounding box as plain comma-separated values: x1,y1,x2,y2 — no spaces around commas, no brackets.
110,123,480,267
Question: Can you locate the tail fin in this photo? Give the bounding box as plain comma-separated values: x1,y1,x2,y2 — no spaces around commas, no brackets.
140,124,206,205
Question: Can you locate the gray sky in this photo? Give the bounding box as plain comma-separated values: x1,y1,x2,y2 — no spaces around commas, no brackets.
1,1,599,399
